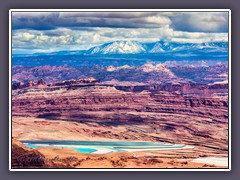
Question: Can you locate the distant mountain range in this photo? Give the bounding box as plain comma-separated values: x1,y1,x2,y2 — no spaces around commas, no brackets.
12,40,229,67
29,40,228,56
87,40,228,55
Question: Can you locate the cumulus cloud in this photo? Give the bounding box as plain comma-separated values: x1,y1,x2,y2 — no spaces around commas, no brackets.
11,11,229,53
12,27,166,51
171,31,228,43
12,27,228,53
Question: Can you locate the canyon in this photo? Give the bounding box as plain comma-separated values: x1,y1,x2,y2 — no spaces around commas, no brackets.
12,79,228,168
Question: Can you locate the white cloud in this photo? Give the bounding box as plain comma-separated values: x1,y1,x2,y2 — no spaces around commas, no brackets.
144,16,171,25
12,26,228,53
11,11,229,53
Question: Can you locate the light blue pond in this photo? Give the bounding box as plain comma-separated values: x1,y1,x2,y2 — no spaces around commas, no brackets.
71,147,97,153
21,140,190,154
24,144,38,149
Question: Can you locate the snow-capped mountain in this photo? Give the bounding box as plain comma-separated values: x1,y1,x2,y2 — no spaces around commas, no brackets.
87,40,146,55
30,40,228,58
148,41,228,53
86,40,228,55
148,41,189,52
148,42,165,53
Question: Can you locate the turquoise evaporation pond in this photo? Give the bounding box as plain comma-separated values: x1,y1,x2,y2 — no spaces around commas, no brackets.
21,140,185,153
23,143,98,153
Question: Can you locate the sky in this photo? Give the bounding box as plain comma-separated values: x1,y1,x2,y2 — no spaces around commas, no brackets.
11,11,229,54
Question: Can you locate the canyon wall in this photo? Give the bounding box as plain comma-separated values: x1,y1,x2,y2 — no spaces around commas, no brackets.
12,83,228,121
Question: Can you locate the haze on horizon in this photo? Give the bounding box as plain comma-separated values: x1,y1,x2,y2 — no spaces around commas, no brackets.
11,11,229,54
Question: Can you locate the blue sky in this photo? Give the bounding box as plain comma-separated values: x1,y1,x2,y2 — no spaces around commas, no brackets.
11,11,229,54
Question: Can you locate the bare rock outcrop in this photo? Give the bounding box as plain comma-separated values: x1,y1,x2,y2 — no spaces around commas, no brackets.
12,139,47,168
37,79,46,85
12,79,46,90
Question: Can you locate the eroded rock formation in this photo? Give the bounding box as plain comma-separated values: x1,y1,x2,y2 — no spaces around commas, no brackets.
12,82,228,120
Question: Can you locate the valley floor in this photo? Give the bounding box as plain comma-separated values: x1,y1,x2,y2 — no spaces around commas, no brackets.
12,114,228,169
